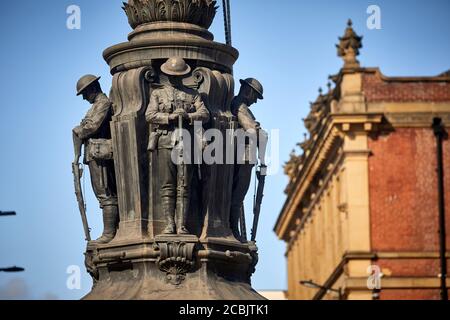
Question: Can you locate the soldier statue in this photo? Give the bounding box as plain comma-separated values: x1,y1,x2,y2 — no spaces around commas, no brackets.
230,78,267,241
146,57,210,235
73,75,119,244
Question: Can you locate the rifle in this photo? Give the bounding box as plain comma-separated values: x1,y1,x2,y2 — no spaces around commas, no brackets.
240,206,248,242
251,164,267,242
72,132,91,242
177,112,185,224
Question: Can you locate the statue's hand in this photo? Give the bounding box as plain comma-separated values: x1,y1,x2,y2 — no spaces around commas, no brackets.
73,126,83,138
72,129,84,164
172,109,189,121
73,156,81,165
174,109,188,117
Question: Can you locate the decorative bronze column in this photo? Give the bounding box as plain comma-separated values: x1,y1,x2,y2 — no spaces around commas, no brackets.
77,0,264,300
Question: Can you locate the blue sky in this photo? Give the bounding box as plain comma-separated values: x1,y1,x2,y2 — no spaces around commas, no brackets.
0,0,449,299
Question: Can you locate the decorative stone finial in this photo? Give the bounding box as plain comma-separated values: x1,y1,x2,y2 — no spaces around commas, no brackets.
284,149,302,180
123,0,218,30
327,81,332,93
303,84,332,136
336,19,363,69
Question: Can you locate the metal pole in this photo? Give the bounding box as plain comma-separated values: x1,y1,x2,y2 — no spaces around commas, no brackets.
433,117,448,300
299,280,341,300
226,0,232,46
222,0,232,46
222,0,228,45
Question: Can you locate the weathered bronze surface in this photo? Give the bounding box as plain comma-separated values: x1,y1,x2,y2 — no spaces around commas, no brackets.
73,76,119,245
230,78,266,241
146,57,210,236
73,0,266,300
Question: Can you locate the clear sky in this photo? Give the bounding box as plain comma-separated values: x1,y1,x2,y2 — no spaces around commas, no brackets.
0,0,449,299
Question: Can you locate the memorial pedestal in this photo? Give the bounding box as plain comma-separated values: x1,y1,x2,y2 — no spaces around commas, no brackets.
80,1,265,300
84,237,263,300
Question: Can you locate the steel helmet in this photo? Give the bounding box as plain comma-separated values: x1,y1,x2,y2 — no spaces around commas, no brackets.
240,78,264,100
160,57,192,76
76,74,101,96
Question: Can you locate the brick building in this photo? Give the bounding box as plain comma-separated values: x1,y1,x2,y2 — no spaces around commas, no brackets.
274,20,450,300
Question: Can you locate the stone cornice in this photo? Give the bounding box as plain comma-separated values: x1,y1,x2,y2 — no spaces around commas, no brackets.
331,113,383,131
364,67,450,83
331,67,450,86
369,102,450,128
275,113,383,241
274,116,341,240
311,251,450,300
285,147,344,252
345,277,450,291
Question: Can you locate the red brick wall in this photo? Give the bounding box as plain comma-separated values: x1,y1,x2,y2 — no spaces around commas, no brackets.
369,128,450,251
380,289,442,300
363,73,450,103
368,128,450,300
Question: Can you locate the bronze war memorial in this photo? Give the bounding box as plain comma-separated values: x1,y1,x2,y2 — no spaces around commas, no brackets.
71,0,268,300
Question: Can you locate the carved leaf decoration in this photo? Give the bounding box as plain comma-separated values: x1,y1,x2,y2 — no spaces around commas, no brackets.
156,241,196,285
158,0,167,21
123,0,217,29
172,0,180,22
200,2,218,29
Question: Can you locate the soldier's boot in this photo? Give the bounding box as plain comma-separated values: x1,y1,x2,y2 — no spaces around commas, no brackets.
229,205,242,241
162,197,176,235
176,196,190,235
92,205,119,245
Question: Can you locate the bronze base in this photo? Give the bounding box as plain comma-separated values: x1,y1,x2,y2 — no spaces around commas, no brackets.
83,236,264,300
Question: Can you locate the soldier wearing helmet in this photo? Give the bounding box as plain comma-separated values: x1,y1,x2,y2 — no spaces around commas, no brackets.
230,78,267,241
73,75,119,244
146,57,210,235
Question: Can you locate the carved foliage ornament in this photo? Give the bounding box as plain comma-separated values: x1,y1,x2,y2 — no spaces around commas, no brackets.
303,89,331,137
156,241,196,285
123,0,218,30
284,150,302,179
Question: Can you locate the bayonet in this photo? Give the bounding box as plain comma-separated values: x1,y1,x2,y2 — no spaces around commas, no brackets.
251,164,267,242
240,206,248,242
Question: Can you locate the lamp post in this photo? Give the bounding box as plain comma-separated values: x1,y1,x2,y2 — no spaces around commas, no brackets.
0,211,16,216
432,117,448,301
0,267,25,273
1,210,25,273
300,280,342,300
